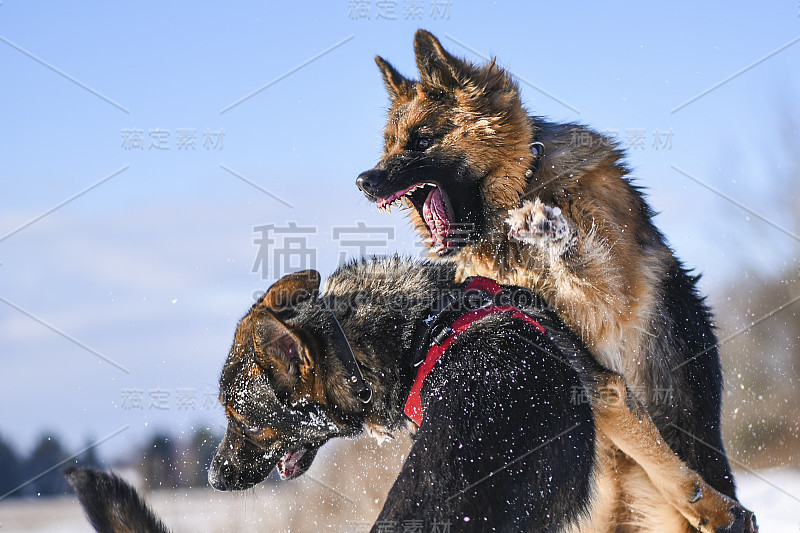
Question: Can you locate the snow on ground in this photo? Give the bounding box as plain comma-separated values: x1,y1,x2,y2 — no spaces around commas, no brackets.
735,468,800,532
0,466,797,532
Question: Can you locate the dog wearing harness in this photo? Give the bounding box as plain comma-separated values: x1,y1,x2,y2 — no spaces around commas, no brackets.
68,258,755,533
404,275,548,427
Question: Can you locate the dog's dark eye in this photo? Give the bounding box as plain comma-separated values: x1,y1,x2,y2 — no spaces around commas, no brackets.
238,422,261,436
246,425,261,434
415,137,432,151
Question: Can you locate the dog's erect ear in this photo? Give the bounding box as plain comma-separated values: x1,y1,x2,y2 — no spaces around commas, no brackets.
252,307,311,382
375,56,414,100
261,270,321,311
414,29,462,90
253,270,319,383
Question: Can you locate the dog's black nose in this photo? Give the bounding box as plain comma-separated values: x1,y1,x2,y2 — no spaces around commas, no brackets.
208,460,235,491
356,168,387,197
208,468,227,491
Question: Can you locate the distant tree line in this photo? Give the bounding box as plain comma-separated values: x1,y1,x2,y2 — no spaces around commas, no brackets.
0,433,101,498
0,426,221,499
716,111,800,469
135,426,219,490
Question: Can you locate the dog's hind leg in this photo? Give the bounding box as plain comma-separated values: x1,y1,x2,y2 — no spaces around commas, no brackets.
591,373,757,533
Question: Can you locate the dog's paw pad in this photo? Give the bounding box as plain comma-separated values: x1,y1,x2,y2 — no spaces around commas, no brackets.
506,200,571,245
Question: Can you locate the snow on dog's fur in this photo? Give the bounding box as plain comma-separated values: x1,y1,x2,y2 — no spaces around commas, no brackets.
357,30,753,531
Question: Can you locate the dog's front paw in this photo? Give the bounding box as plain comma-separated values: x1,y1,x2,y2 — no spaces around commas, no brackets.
709,504,758,533
686,493,758,533
506,199,573,252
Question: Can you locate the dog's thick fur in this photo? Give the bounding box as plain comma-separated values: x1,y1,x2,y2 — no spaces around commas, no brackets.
66,467,170,533
67,259,755,533
209,260,598,531
356,30,744,528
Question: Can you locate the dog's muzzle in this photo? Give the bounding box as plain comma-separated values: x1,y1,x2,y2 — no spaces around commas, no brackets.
356,168,387,199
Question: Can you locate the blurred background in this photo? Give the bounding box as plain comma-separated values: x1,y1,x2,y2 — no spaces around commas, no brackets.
0,1,798,531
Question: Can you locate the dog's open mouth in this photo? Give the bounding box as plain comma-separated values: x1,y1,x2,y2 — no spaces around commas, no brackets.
377,182,454,255
276,448,307,480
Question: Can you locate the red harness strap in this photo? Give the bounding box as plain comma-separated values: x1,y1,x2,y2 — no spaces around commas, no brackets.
403,277,545,426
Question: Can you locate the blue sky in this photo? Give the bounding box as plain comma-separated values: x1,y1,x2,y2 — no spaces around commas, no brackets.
1,1,799,462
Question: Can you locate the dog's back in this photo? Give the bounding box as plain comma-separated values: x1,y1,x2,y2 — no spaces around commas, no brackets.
66,468,170,533
376,310,596,531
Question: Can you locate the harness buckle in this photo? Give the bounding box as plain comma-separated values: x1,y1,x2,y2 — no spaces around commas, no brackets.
430,324,453,346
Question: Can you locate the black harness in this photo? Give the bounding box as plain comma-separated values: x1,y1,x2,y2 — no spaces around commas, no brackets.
323,301,372,404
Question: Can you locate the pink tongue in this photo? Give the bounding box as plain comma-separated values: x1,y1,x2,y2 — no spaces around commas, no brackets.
279,449,306,479
422,187,450,244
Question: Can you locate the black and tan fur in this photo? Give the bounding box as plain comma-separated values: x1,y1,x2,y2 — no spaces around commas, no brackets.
356,31,752,531
68,259,754,532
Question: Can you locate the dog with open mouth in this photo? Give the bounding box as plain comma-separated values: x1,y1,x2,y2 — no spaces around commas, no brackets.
357,30,752,530
375,181,456,255
67,259,754,532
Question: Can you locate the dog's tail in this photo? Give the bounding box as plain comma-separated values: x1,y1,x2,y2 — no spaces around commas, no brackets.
65,467,171,533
